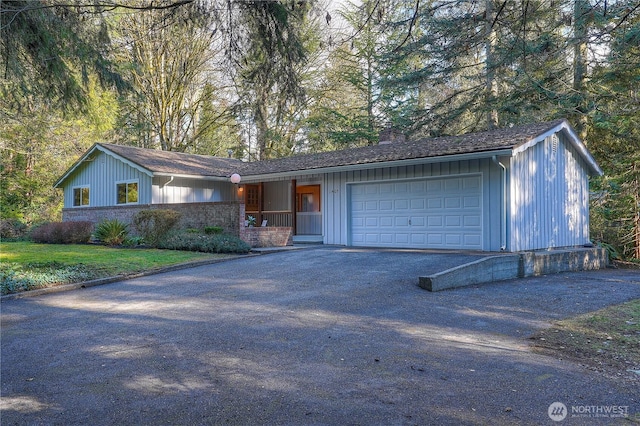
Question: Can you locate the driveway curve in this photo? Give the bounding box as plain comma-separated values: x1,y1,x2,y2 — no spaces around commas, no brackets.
1,246,639,425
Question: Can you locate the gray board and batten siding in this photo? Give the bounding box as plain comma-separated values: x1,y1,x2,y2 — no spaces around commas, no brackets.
152,176,234,204
509,131,593,252
60,149,153,208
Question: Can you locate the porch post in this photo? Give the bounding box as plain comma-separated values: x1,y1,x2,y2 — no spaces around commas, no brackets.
291,179,297,235
258,182,264,226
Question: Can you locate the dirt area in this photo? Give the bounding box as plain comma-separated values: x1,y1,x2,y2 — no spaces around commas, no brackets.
530,296,640,383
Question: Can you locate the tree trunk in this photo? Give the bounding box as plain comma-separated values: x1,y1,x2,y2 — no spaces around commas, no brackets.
485,0,499,130
572,0,589,141
255,87,269,160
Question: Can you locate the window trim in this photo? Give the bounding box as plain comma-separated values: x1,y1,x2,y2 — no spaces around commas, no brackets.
72,185,90,207
116,180,139,205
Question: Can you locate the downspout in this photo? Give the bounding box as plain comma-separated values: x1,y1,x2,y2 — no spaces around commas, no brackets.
160,176,174,204
492,156,507,251
161,176,174,187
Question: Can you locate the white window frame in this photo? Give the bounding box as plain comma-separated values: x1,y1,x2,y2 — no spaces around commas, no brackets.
116,180,139,205
72,185,90,207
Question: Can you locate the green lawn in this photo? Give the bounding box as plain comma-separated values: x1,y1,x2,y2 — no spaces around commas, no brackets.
0,242,231,295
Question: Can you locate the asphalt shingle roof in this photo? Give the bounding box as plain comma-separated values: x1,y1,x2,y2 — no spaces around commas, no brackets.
100,144,244,177
244,119,567,176
99,119,567,178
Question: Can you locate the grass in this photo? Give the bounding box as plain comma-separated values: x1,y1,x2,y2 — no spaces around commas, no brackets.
0,242,234,295
531,299,640,381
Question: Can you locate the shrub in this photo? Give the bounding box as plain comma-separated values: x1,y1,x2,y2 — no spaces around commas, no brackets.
94,219,130,246
122,236,145,247
158,230,250,254
30,221,93,244
0,219,28,240
204,226,223,235
133,209,181,247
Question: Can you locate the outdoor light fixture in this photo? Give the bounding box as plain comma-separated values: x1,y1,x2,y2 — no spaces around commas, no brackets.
230,173,241,184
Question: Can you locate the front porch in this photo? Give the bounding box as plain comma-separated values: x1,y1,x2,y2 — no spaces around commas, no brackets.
240,180,322,244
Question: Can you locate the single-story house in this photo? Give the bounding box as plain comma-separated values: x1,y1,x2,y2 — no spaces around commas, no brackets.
55,119,603,251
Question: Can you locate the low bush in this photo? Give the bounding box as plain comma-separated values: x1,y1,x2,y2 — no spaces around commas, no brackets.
158,230,250,254
133,209,181,247
30,221,93,244
204,226,224,235
0,219,28,240
94,219,130,246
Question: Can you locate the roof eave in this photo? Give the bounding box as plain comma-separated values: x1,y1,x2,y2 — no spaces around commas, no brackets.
241,149,514,181
54,143,99,188
54,144,155,188
153,172,233,182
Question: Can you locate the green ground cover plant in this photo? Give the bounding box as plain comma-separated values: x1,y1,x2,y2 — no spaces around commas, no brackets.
0,242,232,295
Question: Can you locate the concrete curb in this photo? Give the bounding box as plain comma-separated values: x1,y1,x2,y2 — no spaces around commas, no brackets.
0,253,260,302
419,255,520,291
419,247,609,292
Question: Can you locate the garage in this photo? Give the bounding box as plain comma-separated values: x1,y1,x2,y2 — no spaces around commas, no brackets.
350,175,483,249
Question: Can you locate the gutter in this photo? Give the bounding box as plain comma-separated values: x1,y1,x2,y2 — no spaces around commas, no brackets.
241,149,514,182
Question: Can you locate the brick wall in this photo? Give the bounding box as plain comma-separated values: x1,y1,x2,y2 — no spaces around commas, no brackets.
240,227,293,248
237,203,293,248
62,202,241,236
63,202,293,248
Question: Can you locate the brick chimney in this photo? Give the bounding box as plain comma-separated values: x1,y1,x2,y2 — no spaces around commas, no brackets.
379,124,406,145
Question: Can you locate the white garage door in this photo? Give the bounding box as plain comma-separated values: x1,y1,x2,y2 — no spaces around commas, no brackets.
350,175,483,249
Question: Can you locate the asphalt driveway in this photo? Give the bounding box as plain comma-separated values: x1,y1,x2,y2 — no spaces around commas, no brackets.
1,246,639,425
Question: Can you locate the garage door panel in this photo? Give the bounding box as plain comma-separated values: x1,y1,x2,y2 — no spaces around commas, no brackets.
365,185,378,195
445,179,460,191
380,217,393,227
427,234,443,244
428,216,443,227
395,233,410,244
464,235,482,246
380,200,394,210
427,181,442,192
411,234,426,244
365,201,378,210
410,199,425,210
395,199,409,209
445,198,461,208
445,216,461,227
411,216,425,227
463,177,481,189
352,201,365,212
380,233,394,243
395,182,409,193
395,216,409,227
365,217,378,227
351,175,483,249
464,196,480,208
380,183,393,193
445,234,462,245
411,181,425,192
464,215,481,227
427,199,442,209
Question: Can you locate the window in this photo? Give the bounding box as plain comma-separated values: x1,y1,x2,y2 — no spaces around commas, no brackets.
73,186,90,207
117,181,138,204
